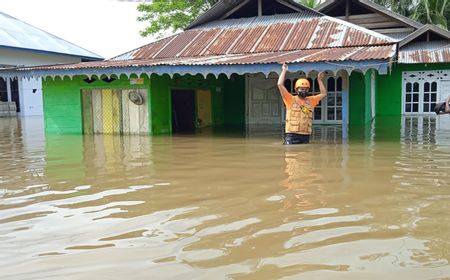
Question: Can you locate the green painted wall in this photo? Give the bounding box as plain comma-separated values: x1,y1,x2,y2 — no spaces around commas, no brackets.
376,63,450,116
348,70,374,126
348,71,365,125
376,65,402,116
43,75,150,134
43,79,83,134
43,73,227,135
223,74,245,126
211,76,225,125
149,74,172,134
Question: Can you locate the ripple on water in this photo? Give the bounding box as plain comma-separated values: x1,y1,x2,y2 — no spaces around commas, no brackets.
1,117,450,280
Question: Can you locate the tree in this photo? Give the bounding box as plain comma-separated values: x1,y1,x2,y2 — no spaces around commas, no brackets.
373,0,449,30
447,1,450,28
137,0,324,38
372,0,415,17
298,0,322,8
411,0,449,29
137,0,218,38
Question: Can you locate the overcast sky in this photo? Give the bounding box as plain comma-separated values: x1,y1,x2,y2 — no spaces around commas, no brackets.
0,0,153,59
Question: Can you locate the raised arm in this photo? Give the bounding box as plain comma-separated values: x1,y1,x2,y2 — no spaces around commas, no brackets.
316,72,328,100
277,63,290,99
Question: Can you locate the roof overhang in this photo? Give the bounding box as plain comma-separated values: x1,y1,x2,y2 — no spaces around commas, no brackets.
0,59,393,81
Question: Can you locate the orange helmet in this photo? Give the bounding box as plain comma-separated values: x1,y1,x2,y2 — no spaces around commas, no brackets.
295,78,310,89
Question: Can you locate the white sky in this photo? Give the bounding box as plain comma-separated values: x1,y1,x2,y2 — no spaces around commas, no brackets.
0,0,153,59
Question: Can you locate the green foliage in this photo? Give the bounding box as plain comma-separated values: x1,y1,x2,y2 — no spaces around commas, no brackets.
447,1,450,28
298,0,321,8
137,0,449,37
137,0,324,38
373,0,449,30
137,0,218,38
411,0,449,29
372,0,415,17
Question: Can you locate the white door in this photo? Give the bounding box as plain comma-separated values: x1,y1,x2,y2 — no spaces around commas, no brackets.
247,77,281,124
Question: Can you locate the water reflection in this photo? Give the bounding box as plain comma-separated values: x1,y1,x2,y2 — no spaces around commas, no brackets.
280,148,325,209
0,116,449,279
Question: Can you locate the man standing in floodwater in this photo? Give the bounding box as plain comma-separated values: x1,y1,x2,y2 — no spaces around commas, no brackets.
277,63,328,144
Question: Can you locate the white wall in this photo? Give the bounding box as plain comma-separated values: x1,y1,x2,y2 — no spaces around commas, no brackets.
18,78,43,116
1,48,83,116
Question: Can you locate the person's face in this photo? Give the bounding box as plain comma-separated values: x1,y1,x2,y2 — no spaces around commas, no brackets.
294,87,309,97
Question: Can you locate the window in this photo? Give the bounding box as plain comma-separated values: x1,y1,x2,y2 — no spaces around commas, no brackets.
282,75,344,124
402,71,444,115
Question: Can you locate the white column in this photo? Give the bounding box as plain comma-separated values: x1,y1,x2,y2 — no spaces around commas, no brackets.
341,72,349,141
371,70,376,119
6,78,12,102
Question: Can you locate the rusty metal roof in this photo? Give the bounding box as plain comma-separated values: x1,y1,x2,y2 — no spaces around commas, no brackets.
398,41,450,64
112,14,393,62
17,45,395,71
398,24,450,63
1,12,396,78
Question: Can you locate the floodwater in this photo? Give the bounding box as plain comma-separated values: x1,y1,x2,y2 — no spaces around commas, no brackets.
0,116,449,280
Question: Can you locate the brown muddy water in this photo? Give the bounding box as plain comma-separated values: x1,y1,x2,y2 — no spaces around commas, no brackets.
0,116,449,280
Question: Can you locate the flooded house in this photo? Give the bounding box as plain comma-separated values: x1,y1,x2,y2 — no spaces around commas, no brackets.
317,0,450,123
0,0,449,136
0,11,103,117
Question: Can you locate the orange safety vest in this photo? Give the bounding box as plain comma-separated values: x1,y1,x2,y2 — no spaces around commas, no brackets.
285,98,313,135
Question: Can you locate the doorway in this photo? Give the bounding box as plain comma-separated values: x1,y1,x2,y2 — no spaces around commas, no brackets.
247,77,281,124
171,89,196,133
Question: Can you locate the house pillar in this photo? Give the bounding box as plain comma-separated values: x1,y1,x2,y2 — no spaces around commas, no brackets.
6,78,12,102
342,72,349,141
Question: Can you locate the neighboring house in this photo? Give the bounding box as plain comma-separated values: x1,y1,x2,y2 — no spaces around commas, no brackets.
2,0,447,138
316,0,450,122
0,11,103,116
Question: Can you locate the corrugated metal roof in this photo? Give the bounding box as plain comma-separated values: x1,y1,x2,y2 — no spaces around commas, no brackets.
112,14,394,62
0,11,103,60
18,45,396,71
398,41,450,64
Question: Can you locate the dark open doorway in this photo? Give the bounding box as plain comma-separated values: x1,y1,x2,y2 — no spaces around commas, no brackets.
171,89,196,133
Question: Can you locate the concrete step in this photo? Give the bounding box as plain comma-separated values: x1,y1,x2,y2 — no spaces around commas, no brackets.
0,102,17,117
